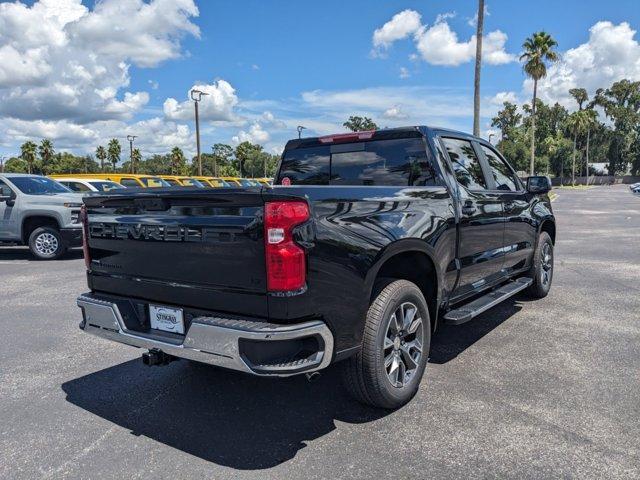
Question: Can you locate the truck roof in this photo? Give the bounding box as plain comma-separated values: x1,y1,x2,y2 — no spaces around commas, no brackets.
284,125,484,150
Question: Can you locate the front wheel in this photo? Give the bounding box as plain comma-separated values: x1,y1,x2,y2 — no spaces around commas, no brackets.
526,231,554,298
342,279,431,409
28,226,67,260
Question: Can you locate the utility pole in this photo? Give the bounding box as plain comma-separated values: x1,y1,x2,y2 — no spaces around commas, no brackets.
127,135,137,173
297,125,306,139
191,89,209,176
0,156,6,173
472,0,485,137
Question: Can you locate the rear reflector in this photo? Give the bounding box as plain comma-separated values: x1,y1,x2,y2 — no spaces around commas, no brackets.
264,201,310,292
318,130,375,144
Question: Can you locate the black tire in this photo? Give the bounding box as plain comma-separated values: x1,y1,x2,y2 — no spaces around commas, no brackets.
526,231,554,298
342,279,431,409
28,226,67,260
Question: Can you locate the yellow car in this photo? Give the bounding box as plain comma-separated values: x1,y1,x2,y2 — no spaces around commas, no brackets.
254,177,273,186
159,175,205,188
51,173,170,188
219,177,261,187
192,176,232,188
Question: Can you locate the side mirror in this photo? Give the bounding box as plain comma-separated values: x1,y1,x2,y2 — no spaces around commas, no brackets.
527,176,552,194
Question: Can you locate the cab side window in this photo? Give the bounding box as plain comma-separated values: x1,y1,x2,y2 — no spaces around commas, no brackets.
481,145,520,192
0,179,14,197
120,178,141,187
441,138,487,190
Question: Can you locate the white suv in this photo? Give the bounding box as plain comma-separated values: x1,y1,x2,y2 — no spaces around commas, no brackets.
53,177,125,193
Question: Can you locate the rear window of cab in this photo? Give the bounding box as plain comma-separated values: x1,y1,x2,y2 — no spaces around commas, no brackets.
277,137,441,187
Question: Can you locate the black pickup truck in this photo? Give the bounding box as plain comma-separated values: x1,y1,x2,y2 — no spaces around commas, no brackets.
76,126,555,409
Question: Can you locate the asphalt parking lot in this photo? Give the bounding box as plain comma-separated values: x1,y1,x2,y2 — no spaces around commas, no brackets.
1,185,639,479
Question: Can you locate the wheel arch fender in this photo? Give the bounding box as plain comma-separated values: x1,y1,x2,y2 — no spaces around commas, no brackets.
364,239,443,331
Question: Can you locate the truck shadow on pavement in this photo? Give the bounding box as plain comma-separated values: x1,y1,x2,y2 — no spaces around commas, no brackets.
0,247,84,261
61,295,524,469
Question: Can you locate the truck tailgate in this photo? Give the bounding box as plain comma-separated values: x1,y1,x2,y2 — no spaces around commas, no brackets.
83,189,268,317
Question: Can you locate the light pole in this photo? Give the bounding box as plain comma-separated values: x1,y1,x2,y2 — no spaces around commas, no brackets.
127,135,137,173
0,156,6,173
211,146,217,177
488,133,495,145
297,125,306,139
191,89,209,176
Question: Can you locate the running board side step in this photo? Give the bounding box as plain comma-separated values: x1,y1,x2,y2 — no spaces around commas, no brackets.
444,277,533,325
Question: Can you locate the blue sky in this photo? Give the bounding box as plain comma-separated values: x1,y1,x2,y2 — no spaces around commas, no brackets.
1,0,639,159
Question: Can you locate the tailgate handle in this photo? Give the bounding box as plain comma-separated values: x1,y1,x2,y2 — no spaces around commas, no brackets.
134,198,169,211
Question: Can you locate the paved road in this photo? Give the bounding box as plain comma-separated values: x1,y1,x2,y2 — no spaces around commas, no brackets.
1,185,639,479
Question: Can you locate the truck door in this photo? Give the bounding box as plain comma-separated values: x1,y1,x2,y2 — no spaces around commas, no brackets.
439,137,505,298
0,179,18,240
478,143,536,274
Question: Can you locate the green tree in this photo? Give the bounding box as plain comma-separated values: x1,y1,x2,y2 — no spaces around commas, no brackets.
520,31,559,175
566,111,591,185
20,141,38,174
205,143,235,176
569,88,589,111
491,102,522,141
38,139,55,174
170,147,187,175
4,157,28,173
95,145,107,172
593,79,640,175
343,116,378,132
131,148,142,174
235,141,264,177
107,138,121,172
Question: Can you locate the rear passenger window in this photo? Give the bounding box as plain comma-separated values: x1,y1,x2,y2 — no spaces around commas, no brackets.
481,145,519,191
330,138,438,186
279,146,330,185
277,137,440,187
441,138,487,190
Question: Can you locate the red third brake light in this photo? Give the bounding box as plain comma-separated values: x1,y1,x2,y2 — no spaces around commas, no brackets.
264,201,310,292
318,130,375,144
80,205,91,271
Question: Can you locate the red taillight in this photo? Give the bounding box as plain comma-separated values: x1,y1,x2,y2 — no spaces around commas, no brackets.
318,130,375,144
264,201,310,292
80,205,91,271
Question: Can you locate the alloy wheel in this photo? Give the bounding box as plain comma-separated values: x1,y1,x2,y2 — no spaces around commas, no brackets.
383,301,424,388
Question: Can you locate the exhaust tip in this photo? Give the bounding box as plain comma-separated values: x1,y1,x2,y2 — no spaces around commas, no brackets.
305,371,321,383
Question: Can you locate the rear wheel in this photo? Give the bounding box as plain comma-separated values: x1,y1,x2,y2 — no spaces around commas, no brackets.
526,231,554,298
342,279,431,409
28,226,67,260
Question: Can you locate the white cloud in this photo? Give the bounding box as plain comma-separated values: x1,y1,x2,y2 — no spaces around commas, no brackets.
372,9,515,67
399,67,410,79
148,80,159,90
382,105,408,119
163,80,239,122
232,123,270,144
0,0,199,125
372,9,422,51
528,21,640,108
490,91,518,106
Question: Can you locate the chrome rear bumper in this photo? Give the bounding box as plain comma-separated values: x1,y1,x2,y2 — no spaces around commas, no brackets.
76,294,333,376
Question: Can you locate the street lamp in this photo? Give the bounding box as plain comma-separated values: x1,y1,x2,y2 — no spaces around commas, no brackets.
488,133,495,145
191,89,209,176
297,125,306,139
126,135,137,173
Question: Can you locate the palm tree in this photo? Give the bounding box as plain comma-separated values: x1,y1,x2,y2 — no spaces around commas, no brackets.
20,141,38,174
131,148,142,174
520,31,559,175
107,138,121,172
472,0,485,137
38,139,55,174
566,111,590,186
170,147,185,175
569,88,588,111
95,145,107,172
